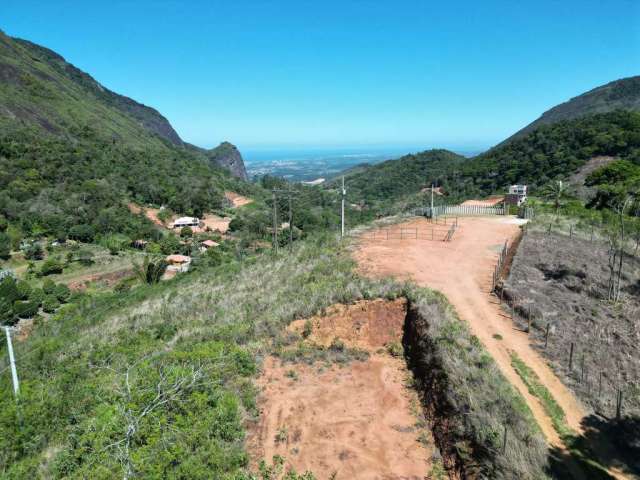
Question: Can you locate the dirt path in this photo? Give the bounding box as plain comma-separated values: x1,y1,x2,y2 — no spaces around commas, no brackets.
225,191,253,208
246,299,433,479
354,217,587,447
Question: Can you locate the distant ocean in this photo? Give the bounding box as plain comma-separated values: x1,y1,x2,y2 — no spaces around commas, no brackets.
242,146,484,182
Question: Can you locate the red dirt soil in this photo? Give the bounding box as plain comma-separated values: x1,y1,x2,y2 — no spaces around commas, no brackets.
225,191,253,208
354,217,632,479
246,299,434,479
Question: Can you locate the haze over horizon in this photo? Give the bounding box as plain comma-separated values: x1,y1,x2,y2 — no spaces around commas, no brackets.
3,0,639,151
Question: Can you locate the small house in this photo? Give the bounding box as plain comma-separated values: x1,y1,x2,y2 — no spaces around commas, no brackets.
506,185,527,206
201,240,219,251
172,217,201,229
165,254,191,273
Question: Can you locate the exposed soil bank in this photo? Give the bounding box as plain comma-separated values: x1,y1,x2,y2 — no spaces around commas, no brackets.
246,299,437,479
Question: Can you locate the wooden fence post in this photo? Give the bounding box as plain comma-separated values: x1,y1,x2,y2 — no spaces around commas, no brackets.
502,425,508,453
545,323,550,348
569,342,574,371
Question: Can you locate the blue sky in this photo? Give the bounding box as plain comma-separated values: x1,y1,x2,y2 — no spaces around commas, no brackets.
3,0,639,151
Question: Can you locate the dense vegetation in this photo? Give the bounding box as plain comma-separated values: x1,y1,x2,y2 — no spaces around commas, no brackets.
504,75,640,143
335,110,640,207
0,126,252,243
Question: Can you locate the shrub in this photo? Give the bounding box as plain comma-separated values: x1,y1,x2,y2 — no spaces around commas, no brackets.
42,295,61,313
0,297,14,325
15,280,32,300
53,284,71,303
75,249,95,266
24,242,44,260
13,300,39,319
29,288,45,307
114,279,132,293
0,232,10,260
0,276,20,303
180,226,193,238
69,224,95,243
42,278,56,295
0,216,7,232
302,319,313,338
101,234,129,255
40,258,64,276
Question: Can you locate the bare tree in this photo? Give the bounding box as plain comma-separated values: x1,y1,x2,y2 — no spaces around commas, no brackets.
105,360,204,479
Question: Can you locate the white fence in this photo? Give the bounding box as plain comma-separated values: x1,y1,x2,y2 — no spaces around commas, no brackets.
416,204,506,218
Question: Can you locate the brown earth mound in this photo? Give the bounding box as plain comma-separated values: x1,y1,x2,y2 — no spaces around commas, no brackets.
246,299,434,479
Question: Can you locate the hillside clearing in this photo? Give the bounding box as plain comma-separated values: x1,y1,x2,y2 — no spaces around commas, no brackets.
247,299,434,479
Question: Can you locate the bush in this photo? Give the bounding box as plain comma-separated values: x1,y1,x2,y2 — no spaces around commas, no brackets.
75,249,95,266
40,258,64,276
15,280,32,300
69,224,95,243
13,300,39,319
180,226,193,238
42,278,56,295
24,242,44,260
53,284,71,303
101,234,130,255
0,216,7,232
42,295,61,313
0,232,10,260
29,288,45,307
0,276,20,304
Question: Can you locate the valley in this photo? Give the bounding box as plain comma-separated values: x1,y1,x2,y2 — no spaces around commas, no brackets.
0,15,639,480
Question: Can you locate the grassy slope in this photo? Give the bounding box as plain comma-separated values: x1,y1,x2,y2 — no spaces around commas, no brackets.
0,233,547,479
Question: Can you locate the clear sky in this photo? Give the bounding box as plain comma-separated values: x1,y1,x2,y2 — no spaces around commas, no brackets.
3,0,639,150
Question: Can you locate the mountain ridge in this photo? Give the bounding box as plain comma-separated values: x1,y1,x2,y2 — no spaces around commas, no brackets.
0,30,248,179
501,75,640,145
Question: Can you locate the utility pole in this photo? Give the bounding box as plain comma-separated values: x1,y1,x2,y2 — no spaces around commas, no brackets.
272,190,278,255
4,326,19,398
341,176,346,238
430,182,435,220
288,193,293,251
272,189,298,253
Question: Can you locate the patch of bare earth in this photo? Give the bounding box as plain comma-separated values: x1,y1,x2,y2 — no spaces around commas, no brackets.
225,191,253,208
354,216,633,479
246,299,434,479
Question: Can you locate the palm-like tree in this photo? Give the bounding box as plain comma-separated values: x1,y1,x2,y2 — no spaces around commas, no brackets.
541,179,568,214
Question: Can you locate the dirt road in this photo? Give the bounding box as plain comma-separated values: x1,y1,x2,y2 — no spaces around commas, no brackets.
246,299,433,479
353,216,586,447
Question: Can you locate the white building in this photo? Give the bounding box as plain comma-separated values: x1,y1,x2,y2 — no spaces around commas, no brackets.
172,217,201,229
506,185,527,206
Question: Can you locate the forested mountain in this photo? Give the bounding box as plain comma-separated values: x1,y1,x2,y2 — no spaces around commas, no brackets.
503,76,640,144
0,31,252,241
337,108,640,206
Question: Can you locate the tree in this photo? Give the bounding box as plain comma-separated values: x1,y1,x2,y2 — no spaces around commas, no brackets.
133,256,167,284
541,179,569,214
0,232,10,260
24,242,44,260
180,226,193,238
69,224,96,243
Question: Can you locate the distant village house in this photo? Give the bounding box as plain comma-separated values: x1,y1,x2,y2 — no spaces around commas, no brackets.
506,185,527,206
172,217,201,229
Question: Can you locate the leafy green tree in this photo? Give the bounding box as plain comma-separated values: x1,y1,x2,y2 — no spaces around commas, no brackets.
0,232,10,260
541,179,569,214
15,280,32,300
24,242,44,260
69,224,95,243
133,257,167,284
180,226,193,238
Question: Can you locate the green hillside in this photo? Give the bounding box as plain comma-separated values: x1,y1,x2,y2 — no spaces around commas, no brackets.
336,110,640,206
0,31,253,242
503,76,640,144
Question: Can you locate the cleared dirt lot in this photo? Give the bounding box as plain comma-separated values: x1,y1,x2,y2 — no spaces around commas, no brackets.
246,299,434,479
353,216,584,447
